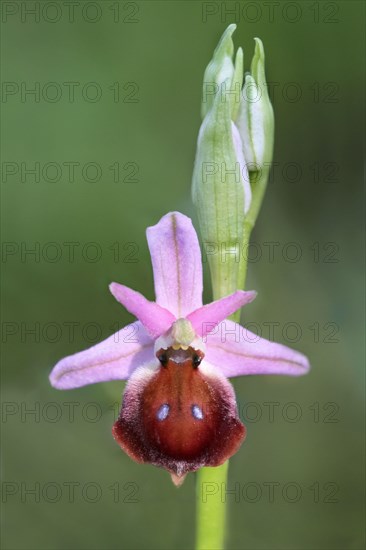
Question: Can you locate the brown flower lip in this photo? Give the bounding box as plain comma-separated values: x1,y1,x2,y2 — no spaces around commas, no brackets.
112,346,245,485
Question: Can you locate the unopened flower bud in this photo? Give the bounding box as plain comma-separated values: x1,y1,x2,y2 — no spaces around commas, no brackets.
192,25,251,299
236,38,274,170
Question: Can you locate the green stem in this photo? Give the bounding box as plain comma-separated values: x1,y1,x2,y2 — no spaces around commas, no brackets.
195,462,229,550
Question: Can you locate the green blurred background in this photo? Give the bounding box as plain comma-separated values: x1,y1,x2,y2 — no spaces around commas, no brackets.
1,1,364,549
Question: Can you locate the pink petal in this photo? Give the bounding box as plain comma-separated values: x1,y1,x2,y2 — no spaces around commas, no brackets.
205,320,310,377
146,212,203,318
187,290,257,337
109,283,176,339
49,322,154,389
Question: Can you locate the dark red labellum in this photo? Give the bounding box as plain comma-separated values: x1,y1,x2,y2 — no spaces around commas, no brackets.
112,346,245,485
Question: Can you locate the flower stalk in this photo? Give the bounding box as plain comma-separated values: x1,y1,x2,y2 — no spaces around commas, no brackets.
196,461,229,550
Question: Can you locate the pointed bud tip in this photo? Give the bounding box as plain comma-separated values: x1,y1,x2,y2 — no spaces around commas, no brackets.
253,37,264,54
236,46,243,60
225,23,237,36
215,23,237,57
254,37,263,45
251,37,266,83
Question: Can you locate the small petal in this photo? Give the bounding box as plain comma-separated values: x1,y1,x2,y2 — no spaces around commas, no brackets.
187,290,257,337
110,282,176,339
205,320,310,377
50,322,154,389
146,212,203,318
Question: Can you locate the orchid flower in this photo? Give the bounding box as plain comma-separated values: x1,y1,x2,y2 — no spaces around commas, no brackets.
50,212,309,485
